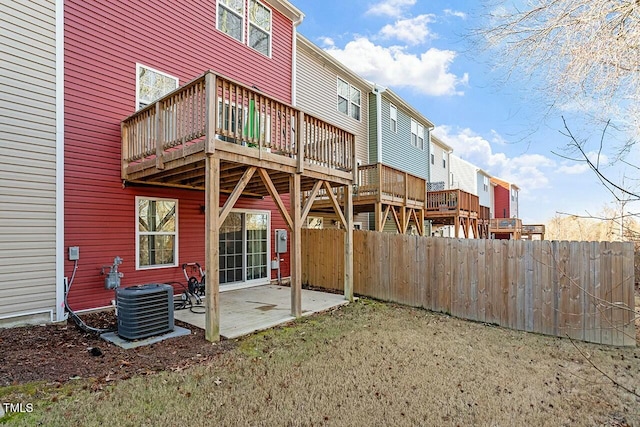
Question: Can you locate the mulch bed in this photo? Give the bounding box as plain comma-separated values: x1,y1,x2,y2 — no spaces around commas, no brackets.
0,311,234,387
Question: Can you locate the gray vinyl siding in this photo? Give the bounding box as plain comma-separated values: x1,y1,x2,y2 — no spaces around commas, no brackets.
296,39,369,165
0,0,57,323
379,97,429,180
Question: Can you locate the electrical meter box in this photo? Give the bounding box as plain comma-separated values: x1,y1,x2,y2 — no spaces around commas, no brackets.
275,229,287,253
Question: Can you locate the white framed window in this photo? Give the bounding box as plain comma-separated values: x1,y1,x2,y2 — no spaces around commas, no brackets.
217,0,244,43
442,152,447,168
249,0,272,56
337,78,361,120
390,104,397,133
136,197,178,269
136,64,179,110
353,222,363,230
511,188,517,201
337,78,349,115
430,143,435,164
417,124,424,150
483,176,489,192
411,119,418,148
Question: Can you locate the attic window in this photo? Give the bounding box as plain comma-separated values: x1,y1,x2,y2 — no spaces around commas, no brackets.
217,0,244,43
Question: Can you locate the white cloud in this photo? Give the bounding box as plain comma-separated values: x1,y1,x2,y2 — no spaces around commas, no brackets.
367,0,416,17
433,126,556,191
556,151,609,175
318,36,335,48
325,37,468,96
490,129,507,145
379,14,436,45
443,9,467,19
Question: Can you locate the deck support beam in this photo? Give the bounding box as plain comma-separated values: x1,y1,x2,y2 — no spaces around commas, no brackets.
343,184,354,302
290,174,302,317
204,155,220,342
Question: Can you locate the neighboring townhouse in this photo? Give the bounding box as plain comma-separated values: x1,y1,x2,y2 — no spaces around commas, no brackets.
428,135,452,191
476,168,493,238
62,0,355,339
295,34,373,230
367,87,434,234
0,0,64,326
490,177,522,239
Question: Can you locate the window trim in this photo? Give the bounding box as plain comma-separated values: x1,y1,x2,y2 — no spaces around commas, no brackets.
135,63,179,111
135,196,179,270
430,143,435,164
390,103,397,133
336,77,361,121
442,152,447,168
248,0,272,57
417,123,424,150
217,0,245,44
410,119,418,148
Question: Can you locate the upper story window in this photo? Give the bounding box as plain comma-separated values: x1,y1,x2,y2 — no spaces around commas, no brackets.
442,152,446,168
390,104,397,133
218,0,244,42
430,143,435,164
483,176,489,192
137,197,178,269
410,120,425,150
217,0,272,57
337,78,361,120
249,0,272,56
511,188,517,201
136,64,178,110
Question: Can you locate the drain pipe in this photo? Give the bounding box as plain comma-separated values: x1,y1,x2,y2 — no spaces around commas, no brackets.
291,13,305,106
373,84,387,163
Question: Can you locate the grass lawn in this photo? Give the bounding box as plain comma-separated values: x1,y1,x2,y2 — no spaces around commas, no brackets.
4,298,639,426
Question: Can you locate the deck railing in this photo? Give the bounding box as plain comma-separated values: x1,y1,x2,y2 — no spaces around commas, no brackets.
121,71,355,176
479,205,491,221
356,163,426,205
426,189,479,215
490,218,523,233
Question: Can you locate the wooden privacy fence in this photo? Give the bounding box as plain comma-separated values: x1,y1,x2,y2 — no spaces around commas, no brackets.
302,229,636,346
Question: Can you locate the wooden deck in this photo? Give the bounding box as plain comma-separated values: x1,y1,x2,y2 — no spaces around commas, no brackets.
121,71,356,341
489,218,523,239
522,224,546,240
424,189,480,238
309,163,427,234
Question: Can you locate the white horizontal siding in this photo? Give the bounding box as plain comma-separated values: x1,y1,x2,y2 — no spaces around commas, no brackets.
0,0,57,321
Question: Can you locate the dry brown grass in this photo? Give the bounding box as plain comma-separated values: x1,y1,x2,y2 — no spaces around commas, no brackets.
8,299,640,426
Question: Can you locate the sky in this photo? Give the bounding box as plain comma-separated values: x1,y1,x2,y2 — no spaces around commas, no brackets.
292,0,639,224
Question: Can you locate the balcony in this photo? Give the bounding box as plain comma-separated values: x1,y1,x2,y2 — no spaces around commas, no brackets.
121,71,355,194
489,218,523,239
425,189,480,219
522,224,545,240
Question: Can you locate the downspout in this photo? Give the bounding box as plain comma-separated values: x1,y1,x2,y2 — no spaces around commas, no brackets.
55,0,66,322
291,14,305,106
373,84,387,163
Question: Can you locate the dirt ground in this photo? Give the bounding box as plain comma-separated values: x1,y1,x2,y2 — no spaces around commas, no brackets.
0,311,233,387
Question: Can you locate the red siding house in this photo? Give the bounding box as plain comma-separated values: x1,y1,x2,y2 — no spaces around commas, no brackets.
64,0,305,311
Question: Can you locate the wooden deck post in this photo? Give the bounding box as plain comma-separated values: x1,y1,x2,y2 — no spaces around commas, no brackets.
344,184,354,302
290,173,302,317
204,154,220,342
121,122,128,180
297,111,304,174
205,73,217,154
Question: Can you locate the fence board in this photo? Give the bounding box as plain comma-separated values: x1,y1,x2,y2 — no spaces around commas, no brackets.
301,230,635,346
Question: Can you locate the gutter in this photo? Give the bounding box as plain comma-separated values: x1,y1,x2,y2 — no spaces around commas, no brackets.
291,14,305,106
373,84,387,163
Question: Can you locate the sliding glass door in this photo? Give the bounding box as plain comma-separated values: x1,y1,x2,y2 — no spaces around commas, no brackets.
219,211,269,286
